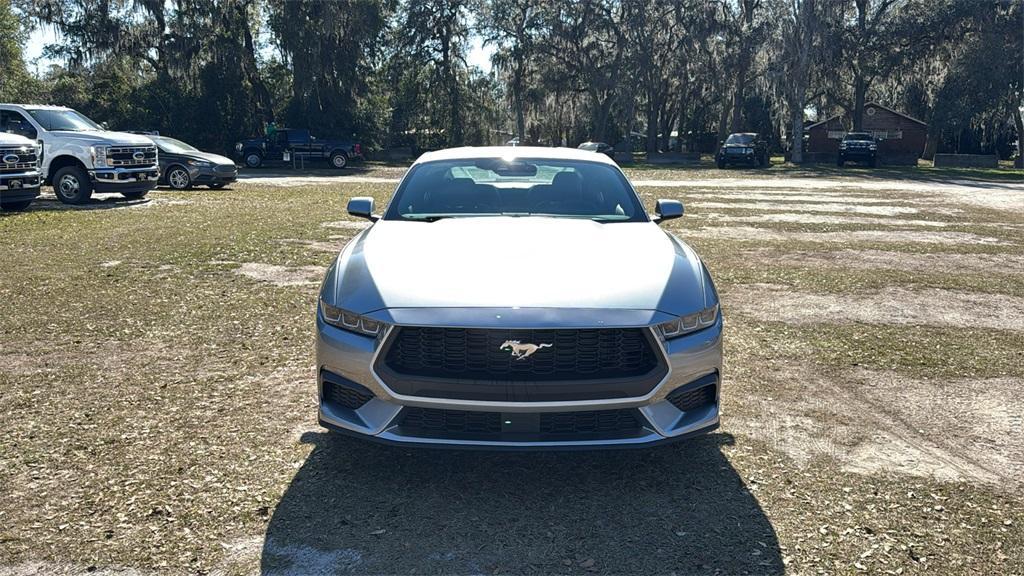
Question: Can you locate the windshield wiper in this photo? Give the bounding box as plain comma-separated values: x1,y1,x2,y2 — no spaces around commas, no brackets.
402,215,457,222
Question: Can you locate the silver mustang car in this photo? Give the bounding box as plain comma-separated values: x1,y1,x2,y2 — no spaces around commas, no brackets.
316,147,722,449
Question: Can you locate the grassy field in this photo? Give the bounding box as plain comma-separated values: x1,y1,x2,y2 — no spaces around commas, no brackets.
1,166,1022,575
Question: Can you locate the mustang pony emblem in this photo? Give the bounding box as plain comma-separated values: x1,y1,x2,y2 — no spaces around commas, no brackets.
499,340,552,360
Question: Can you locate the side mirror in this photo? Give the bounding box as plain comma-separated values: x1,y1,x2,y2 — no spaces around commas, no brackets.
347,196,378,222
653,199,684,224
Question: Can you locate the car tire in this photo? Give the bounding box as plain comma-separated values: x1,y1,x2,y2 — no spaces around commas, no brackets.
716,159,726,169
244,151,263,168
122,191,148,200
330,152,348,169
52,165,93,205
0,199,33,212
167,166,192,190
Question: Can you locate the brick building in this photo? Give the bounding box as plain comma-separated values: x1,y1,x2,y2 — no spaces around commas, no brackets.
805,102,928,165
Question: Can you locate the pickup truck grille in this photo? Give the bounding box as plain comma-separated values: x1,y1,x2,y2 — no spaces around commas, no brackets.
108,145,157,167
0,146,38,174
377,327,668,402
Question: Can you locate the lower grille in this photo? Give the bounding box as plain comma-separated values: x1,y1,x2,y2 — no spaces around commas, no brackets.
397,407,645,440
321,374,374,410
0,147,37,173
666,382,717,412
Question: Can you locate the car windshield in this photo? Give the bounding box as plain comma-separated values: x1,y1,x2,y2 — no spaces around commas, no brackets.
27,109,102,132
155,136,200,154
845,133,874,141
384,158,647,223
725,134,755,145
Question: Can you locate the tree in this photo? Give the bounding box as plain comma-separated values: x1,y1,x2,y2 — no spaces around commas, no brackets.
478,0,542,143
0,0,40,101
775,0,821,163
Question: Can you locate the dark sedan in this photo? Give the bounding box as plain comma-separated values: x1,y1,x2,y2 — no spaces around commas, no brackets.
577,141,615,158
149,136,238,189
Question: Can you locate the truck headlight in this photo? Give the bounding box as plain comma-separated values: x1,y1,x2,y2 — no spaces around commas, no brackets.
869,144,877,150
657,304,719,339
234,142,243,152
91,145,110,168
319,299,384,337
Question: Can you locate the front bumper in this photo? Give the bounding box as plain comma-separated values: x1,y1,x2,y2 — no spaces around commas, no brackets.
91,166,160,193
839,148,876,159
316,311,723,449
0,171,41,200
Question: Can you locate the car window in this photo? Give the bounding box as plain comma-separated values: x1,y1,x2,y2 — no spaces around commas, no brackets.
725,134,755,145
384,158,647,222
844,133,874,141
25,108,102,132
0,110,38,139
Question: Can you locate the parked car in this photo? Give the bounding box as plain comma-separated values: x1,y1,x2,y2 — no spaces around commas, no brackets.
315,147,721,449
838,132,878,167
234,128,363,169
145,135,237,190
0,131,41,211
577,141,615,158
716,133,768,168
0,104,159,204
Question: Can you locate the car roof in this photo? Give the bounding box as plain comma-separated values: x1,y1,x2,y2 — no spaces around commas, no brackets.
0,104,73,111
415,146,618,166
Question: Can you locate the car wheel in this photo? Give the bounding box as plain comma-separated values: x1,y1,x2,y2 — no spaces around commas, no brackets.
122,191,148,200
208,183,227,189
716,159,726,169
52,165,93,205
244,151,263,168
837,158,845,167
330,152,348,169
167,166,192,190
0,199,33,212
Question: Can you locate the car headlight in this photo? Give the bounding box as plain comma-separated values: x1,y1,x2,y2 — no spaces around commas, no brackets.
839,143,847,150
320,299,384,337
91,145,109,168
657,303,719,339
187,159,211,167
869,144,877,150
234,142,243,152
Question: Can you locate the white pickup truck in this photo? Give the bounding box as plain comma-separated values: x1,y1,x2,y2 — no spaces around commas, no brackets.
0,104,159,204
0,131,41,211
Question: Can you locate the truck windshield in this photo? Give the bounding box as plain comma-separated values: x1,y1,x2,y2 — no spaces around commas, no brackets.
27,109,102,132
384,158,647,223
725,134,755,145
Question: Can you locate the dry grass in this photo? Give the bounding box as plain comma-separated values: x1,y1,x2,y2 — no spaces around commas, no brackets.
1,169,1023,575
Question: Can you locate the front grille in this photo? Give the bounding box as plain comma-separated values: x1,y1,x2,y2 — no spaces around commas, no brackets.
0,147,37,174
108,145,157,167
397,407,644,440
217,164,237,172
666,383,716,412
384,327,660,381
322,375,375,410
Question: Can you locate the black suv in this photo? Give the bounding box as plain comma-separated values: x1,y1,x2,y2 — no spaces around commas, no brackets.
837,132,878,167
716,133,768,168
235,128,363,169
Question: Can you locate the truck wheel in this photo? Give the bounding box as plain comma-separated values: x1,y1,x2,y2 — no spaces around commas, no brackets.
330,152,348,169
167,166,192,190
716,159,726,169
0,199,33,212
837,158,845,167
53,165,93,205
122,191,148,200
244,151,263,168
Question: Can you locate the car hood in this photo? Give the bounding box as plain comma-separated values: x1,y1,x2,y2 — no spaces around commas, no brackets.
0,133,36,147
50,130,157,146
167,150,235,165
326,216,709,316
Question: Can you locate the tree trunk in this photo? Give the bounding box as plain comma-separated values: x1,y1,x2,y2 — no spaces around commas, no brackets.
513,65,526,142
1015,106,1024,168
790,106,805,164
852,72,866,130
645,104,658,153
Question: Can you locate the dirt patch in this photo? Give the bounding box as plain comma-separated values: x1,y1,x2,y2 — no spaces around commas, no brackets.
233,262,325,286
691,201,927,216
321,220,370,231
707,213,950,227
741,248,1024,275
237,175,401,187
0,563,143,576
686,192,910,204
725,284,1024,331
693,225,1009,245
727,366,1024,486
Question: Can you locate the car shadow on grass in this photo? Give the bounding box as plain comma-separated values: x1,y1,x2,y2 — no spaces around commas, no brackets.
7,193,152,213
262,431,782,575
